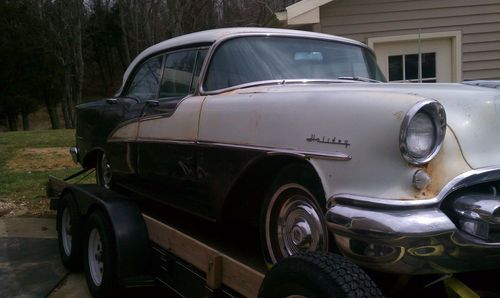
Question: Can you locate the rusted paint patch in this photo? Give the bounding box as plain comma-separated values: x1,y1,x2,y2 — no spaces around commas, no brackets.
414,128,471,199
393,111,404,121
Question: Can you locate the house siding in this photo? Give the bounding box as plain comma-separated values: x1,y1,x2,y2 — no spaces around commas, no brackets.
319,0,500,80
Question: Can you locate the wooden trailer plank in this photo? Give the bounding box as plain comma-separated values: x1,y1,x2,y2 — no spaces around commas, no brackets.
143,215,264,298
221,257,264,298
207,254,222,289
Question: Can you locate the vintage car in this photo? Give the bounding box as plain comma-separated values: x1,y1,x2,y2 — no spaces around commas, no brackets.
71,27,500,274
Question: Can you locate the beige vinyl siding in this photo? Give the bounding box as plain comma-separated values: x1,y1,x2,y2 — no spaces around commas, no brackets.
320,0,500,80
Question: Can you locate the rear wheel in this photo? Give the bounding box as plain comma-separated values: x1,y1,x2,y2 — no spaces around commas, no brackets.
260,165,329,265
84,210,118,297
96,151,112,188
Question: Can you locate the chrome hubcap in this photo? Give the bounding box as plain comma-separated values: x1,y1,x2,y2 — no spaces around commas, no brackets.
277,195,326,258
88,228,104,286
61,208,72,256
291,220,312,248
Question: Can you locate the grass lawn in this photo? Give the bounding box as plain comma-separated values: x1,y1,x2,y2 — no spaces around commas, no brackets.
0,129,94,217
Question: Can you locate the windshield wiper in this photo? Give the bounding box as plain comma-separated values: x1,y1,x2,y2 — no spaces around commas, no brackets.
237,80,286,90
336,76,381,83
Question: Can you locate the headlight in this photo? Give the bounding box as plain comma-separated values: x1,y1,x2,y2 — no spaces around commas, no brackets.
400,100,446,165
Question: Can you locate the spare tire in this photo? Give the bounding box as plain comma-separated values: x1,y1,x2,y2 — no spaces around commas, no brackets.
259,252,383,298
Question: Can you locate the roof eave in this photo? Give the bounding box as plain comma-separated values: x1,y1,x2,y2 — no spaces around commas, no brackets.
277,0,335,26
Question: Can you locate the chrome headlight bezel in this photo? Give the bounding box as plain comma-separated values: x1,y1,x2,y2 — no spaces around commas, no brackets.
400,99,446,165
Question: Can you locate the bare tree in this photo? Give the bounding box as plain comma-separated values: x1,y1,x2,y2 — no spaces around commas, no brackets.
40,0,86,128
1,0,292,132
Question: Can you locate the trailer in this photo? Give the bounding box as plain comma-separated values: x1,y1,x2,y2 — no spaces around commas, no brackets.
47,174,493,298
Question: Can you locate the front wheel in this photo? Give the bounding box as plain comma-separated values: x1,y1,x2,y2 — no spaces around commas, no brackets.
260,166,329,265
84,210,118,297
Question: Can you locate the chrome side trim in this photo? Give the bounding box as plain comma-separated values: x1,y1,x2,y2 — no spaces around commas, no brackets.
106,137,351,161
198,141,351,161
267,149,351,161
107,138,136,143
136,138,196,146
328,166,500,208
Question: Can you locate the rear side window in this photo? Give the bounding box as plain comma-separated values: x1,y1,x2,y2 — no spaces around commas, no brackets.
159,50,197,98
125,56,163,102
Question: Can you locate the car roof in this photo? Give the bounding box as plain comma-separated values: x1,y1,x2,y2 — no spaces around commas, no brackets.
119,27,369,94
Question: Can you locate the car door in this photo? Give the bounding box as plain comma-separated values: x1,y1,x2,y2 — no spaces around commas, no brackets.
105,55,163,186
136,48,211,216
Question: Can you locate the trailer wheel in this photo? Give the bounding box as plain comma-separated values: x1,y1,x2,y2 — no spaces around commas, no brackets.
260,165,329,265
57,192,83,270
258,252,383,298
84,210,118,297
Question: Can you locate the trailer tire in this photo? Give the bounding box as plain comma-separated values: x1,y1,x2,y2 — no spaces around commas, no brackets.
258,252,383,298
57,192,83,271
84,210,118,297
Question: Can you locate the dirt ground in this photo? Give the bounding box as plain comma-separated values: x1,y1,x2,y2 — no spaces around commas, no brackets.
6,147,75,172
0,200,27,217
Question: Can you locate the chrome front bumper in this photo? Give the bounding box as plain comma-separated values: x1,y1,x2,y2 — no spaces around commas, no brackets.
326,167,500,275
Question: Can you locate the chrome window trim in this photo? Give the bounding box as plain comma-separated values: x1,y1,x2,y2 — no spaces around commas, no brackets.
328,166,500,209
399,99,446,165
196,33,379,96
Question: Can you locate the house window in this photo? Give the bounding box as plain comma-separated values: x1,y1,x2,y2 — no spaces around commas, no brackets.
388,52,436,83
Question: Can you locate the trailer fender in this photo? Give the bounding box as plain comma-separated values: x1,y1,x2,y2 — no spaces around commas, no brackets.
63,184,152,286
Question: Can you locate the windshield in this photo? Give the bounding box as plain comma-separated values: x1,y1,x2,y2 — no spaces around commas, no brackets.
204,36,386,91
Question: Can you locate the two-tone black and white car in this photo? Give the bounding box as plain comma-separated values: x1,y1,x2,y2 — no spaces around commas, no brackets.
71,27,500,275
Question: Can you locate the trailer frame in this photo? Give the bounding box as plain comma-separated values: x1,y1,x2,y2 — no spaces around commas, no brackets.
47,175,487,298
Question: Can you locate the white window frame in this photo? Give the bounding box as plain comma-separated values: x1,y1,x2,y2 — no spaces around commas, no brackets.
367,31,462,82
388,53,437,83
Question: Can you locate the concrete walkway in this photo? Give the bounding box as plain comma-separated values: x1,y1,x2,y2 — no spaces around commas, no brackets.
0,217,90,298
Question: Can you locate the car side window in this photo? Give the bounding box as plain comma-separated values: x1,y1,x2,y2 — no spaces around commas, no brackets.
159,50,197,99
125,55,163,102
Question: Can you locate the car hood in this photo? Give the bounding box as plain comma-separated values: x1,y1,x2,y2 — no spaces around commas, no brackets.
237,82,500,169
